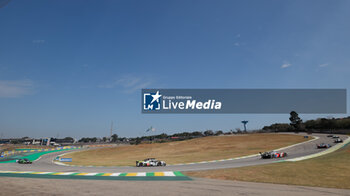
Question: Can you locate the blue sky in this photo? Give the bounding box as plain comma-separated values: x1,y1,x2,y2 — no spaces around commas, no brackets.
0,0,349,138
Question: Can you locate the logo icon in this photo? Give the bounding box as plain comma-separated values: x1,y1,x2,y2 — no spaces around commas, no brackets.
143,91,162,110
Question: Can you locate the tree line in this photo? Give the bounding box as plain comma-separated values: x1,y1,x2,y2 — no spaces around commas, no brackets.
78,134,124,143
262,111,350,134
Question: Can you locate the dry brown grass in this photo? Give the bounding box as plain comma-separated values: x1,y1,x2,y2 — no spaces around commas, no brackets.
186,144,350,189
63,134,308,166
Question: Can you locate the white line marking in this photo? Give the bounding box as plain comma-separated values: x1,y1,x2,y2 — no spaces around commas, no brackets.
13,171,34,174
36,172,52,174
58,172,75,175
0,171,15,173
136,172,146,176
163,171,176,176
84,173,98,176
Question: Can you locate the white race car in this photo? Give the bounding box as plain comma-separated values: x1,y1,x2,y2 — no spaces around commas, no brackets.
136,158,166,167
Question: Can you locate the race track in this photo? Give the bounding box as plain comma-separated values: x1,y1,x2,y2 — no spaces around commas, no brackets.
0,133,348,173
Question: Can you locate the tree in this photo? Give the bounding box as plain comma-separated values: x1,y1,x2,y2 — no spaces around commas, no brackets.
155,133,168,139
215,130,223,136
262,123,292,132
78,137,88,143
192,131,204,137
10,140,20,144
204,130,214,136
289,111,303,132
63,137,74,142
111,134,118,142
135,137,141,145
118,137,127,142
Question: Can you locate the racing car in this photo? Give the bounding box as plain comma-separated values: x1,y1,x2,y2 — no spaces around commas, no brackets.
16,158,32,164
334,138,343,143
136,158,166,167
317,143,332,148
259,151,287,159
332,135,339,139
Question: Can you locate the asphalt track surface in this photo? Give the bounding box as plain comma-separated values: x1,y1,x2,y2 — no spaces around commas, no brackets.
0,177,349,196
0,133,349,196
0,133,348,173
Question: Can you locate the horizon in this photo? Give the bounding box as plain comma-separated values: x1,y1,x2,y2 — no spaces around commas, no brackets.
1,114,348,140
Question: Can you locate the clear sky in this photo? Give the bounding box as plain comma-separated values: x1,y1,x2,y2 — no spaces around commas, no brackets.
0,0,349,139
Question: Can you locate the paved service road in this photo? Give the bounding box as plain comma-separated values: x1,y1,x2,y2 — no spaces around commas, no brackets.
0,133,347,173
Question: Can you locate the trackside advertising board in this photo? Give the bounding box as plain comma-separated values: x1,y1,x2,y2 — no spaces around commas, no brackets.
59,158,72,162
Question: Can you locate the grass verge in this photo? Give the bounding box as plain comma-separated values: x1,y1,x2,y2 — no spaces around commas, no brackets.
185,144,350,189
62,134,309,166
